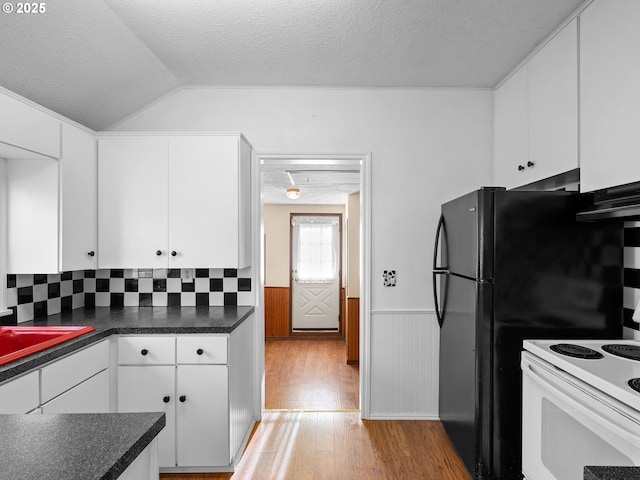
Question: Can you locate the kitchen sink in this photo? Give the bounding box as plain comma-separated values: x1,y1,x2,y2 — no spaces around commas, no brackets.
0,326,95,366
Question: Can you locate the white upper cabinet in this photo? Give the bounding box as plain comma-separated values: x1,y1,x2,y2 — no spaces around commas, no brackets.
98,136,169,269
494,19,578,189
580,0,640,192
60,123,97,271
528,18,578,181
0,92,60,160
98,134,252,269
494,65,529,188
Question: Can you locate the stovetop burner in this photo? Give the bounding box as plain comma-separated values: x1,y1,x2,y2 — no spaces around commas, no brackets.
602,344,640,361
549,343,604,359
628,378,640,394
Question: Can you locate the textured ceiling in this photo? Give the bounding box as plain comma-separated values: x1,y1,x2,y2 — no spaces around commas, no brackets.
262,159,361,205
0,0,585,131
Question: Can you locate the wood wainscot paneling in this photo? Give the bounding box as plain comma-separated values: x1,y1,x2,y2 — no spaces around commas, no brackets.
264,287,290,338
346,297,360,364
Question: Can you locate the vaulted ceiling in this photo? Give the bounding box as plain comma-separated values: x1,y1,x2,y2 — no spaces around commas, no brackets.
0,0,585,131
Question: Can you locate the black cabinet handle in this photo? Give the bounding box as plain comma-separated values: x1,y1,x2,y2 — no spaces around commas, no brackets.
527,161,535,168
179,395,186,403
171,250,177,257
88,251,95,257
141,349,148,356
156,250,162,256
196,348,204,355
163,396,170,403
518,165,525,171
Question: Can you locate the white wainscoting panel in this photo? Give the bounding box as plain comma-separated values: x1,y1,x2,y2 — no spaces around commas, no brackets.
369,310,439,419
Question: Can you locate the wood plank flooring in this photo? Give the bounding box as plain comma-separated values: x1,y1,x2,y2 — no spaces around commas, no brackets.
160,339,471,480
265,339,359,410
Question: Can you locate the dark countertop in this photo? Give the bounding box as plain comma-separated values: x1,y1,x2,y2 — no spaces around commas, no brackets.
0,306,254,383
585,467,640,479
0,412,165,480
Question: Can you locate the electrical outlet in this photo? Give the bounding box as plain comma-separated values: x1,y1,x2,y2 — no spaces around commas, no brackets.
383,270,396,287
182,268,194,283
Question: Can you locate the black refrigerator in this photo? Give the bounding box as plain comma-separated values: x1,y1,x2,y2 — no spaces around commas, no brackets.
432,187,623,480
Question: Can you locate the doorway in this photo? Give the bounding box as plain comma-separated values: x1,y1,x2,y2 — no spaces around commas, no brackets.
290,213,342,333
254,153,371,416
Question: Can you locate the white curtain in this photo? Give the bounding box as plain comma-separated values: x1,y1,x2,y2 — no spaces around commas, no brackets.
292,216,339,283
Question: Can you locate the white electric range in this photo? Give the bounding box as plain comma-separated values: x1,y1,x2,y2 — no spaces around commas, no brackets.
521,339,640,480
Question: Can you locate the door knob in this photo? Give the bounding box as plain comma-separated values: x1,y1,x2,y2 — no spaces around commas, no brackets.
196,348,204,355
179,395,186,403
156,250,162,256
171,251,177,257
527,161,535,168
518,165,525,171
163,396,170,403
141,349,149,356
88,251,95,257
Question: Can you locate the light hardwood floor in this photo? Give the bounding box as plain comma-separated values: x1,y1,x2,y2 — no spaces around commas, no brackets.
160,339,471,480
265,339,359,410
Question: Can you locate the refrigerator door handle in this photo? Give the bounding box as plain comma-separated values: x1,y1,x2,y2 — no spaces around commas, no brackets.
433,214,448,271
433,271,448,328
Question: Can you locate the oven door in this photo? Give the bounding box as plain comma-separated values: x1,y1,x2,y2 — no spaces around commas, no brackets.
521,352,640,480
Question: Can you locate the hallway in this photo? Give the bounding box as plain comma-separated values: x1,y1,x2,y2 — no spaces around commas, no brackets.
265,339,359,411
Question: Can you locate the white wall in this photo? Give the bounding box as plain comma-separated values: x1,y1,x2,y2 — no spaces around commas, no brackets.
112,86,493,418
112,86,494,311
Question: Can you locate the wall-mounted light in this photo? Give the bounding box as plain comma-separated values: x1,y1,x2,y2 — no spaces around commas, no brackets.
286,188,301,200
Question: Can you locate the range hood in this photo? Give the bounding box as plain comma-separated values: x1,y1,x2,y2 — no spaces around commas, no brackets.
577,181,640,222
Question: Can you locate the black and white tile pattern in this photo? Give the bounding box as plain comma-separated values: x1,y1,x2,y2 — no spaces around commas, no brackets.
85,268,252,308
3,271,85,324
3,268,253,324
624,222,640,331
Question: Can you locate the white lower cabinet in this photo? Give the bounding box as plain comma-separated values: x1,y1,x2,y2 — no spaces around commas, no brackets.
118,365,177,468
176,365,229,467
117,334,236,470
0,371,39,414
41,369,110,414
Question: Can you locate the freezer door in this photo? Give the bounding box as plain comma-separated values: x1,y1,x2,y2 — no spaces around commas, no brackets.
439,273,492,478
441,189,495,280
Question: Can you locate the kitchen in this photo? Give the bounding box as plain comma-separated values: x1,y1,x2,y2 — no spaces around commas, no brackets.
0,0,639,478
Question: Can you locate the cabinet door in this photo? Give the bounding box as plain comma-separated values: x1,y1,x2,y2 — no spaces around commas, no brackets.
528,18,578,181
494,65,529,189
118,366,176,468
6,158,59,274
580,0,640,192
60,123,97,271
0,371,39,414
176,365,229,466
98,136,169,268
168,136,240,268
41,369,109,414
0,92,60,159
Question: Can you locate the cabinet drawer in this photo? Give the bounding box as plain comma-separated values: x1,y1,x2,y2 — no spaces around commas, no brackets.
41,340,109,404
118,336,176,365
0,371,39,414
177,336,227,364
41,369,110,414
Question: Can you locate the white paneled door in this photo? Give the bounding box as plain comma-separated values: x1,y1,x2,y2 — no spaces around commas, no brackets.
291,215,341,330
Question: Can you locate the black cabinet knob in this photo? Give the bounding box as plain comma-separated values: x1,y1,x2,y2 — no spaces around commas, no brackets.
171,250,177,257
156,250,162,256
179,395,186,403
163,396,170,403
141,349,148,356
518,165,525,171
527,161,535,168
88,251,95,257
196,348,204,355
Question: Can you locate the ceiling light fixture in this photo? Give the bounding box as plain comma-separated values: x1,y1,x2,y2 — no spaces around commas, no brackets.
286,188,301,200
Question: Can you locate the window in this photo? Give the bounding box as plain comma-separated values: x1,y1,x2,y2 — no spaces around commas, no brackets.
292,216,339,284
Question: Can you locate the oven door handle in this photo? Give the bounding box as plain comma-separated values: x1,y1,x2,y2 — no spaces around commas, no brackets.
522,355,640,447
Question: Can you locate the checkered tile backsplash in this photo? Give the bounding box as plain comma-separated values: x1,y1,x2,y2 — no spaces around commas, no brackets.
3,268,253,324
624,222,640,331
